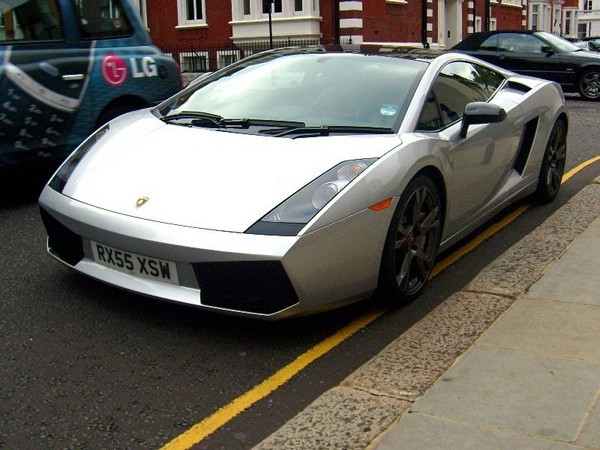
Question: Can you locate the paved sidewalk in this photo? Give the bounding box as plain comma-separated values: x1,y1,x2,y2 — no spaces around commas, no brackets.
255,180,600,450
374,213,600,449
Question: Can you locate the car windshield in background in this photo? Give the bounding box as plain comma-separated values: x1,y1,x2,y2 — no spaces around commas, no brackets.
537,32,582,52
157,52,427,132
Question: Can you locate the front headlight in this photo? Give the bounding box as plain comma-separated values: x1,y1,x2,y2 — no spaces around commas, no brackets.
49,124,109,193
246,158,376,236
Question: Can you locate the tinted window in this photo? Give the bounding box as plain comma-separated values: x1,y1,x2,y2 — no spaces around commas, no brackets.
475,64,505,94
479,34,498,51
0,0,64,42
76,0,133,39
498,33,546,53
417,61,502,131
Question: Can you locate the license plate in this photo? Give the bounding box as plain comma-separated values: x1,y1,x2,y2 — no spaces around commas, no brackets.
91,241,179,285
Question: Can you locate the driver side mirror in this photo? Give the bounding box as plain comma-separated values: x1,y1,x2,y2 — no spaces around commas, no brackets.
541,45,555,55
460,102,507,138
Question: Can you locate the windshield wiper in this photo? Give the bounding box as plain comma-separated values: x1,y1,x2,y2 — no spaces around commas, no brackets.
160,111,223,126
161,113,305,130
265,125,395,138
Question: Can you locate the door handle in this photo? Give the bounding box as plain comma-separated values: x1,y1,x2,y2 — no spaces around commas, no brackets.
62,74,85,82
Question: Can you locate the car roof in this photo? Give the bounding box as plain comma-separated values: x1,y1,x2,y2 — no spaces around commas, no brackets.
243,44,448,63
452,30,545,49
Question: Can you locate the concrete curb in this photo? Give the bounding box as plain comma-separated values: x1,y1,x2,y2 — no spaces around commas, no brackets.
253,181,600,450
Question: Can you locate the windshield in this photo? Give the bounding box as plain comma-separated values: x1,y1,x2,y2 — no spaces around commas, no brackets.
537,32,582,52
158,52,426,130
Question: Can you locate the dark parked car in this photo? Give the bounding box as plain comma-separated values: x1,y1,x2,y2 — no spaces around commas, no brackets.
452,30,600,100
575,37,600,52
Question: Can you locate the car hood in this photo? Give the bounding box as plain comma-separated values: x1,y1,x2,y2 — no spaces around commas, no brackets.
563,49,600,60
63,113,401,232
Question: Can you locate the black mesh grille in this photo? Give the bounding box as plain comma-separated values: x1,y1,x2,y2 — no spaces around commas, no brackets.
39,207,84,266
192,261,299,315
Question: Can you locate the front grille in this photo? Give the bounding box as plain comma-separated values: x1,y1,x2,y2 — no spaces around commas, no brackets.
39,207,84,266
192,261,299,315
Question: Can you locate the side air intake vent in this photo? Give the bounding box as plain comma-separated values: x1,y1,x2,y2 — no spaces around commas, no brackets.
513,117,539,175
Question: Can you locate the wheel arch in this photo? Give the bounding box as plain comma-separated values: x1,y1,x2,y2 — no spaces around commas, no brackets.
95,95,150,128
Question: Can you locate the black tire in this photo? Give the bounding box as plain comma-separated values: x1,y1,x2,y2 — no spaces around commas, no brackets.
378,175,442,305
578,68,600,100
534,120,567,204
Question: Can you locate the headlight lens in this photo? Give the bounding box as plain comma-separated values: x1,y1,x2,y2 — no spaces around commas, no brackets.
246,159,376,235
49,124,109,193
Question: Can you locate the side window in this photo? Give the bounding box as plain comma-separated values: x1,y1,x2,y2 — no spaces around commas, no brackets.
417,92,442,131
417,62,491,130
473,63,505,96
479,34,498,51
0,0,64,42
498,33,545,53
76,0,133,39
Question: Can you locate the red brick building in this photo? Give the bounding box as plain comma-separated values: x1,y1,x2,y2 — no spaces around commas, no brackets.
136,0,534,72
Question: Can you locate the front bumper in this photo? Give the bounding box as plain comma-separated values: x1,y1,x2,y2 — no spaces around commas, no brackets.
39,187,393,319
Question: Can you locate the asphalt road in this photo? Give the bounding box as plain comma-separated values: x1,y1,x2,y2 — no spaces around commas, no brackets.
1,97,599,450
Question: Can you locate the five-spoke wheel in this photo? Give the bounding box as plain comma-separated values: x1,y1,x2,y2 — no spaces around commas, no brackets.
578,69,600,100
535,120,567,203
379,175,442,304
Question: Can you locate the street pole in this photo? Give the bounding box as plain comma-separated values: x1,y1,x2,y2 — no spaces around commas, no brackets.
265,0,274,48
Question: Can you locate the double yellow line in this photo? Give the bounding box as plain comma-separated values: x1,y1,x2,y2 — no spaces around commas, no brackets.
162,156,600,450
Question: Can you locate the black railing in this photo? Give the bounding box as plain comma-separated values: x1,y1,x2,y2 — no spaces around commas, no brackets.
161,38,327,73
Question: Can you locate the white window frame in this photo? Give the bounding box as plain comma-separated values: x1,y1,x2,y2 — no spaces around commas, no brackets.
177,0,207,27
490,18,497,30
502,0,521,7
475,16,482,32
234,0,320,21
179,51,209,72
531,4,540,30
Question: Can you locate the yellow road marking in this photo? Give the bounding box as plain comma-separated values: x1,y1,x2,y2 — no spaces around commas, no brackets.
161,305,387,450
563,156,600,183
162,156,600,450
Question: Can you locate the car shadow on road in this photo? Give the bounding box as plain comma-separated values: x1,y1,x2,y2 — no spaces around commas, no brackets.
0,165,54,208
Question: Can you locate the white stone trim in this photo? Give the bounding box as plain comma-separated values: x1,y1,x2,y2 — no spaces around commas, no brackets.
340,1,363,11
340,18,363,28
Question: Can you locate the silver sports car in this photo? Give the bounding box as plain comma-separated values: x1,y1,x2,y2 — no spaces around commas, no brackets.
39,46,568,319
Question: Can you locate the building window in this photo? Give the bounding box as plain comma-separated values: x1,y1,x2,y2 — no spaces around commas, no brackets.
475,16,482,32
186,0,202,20
490,18,497,30
179,51,209,72
295,0,303,11
178,0,206,26
243,0,251,15
217,50,241,69
531,5,539,30
564,10,572,36
263,0,283,14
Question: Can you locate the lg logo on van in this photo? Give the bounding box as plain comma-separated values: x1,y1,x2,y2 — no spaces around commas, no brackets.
101,54,158,87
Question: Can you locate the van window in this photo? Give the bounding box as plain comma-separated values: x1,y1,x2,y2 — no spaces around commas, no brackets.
0,0,64,42
75,0,133,39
